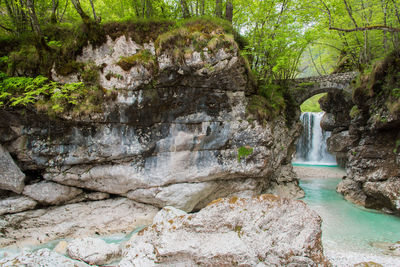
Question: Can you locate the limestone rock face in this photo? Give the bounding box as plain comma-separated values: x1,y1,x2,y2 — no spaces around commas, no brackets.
327,130,357,153
23,181,83,205
0,248,89,267
0,32,302,212
67,237,121,265
119,195,326,266
0,195,37,215
319,65,400,214
0,198,158,247
0,144,25,193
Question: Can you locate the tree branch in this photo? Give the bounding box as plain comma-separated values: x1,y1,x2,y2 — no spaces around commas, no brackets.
329,25,400,32
0,23,13,32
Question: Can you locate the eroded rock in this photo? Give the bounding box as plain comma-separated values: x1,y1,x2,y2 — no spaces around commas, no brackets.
0,195,37,215
67,237,121,265
0,248,89,267
0,144,25,194
0,198,158,247
23,181,83,205
119,195,326,266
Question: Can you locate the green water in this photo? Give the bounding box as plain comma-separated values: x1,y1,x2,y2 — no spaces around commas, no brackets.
300,177,400,253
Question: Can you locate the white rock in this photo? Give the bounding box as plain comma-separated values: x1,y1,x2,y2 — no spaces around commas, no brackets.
0,248,89,267
67,237,121,265
23,181,83,205
127,182,216,212
119,195,326,266
0,195,37,215
0,197,159,247
53,240,68,255
0,144,25,193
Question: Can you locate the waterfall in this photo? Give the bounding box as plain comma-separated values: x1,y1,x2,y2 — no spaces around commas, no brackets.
293,112,337,165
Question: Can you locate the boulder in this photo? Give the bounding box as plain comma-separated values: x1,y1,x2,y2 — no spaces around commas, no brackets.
363,179,400,212
127,182,216,212
67,237,121,265
0,248,89,267
54,240,68,255
327,131,357,153
23,181,83,205
0,144,25,194
336,178,367,206
320,113,336,131
119,195,326,266
0,197,159,247
0,196,37,215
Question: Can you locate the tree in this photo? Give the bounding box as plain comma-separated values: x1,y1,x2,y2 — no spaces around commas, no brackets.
226,0,233,23
215,0,222,18
180,0,190,18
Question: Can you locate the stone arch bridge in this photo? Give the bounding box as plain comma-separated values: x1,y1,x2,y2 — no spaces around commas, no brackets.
288,71,358,104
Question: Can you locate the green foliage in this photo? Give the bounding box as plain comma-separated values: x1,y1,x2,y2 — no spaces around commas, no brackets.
237,146,254,163
300,93,325,112
0,72,102,115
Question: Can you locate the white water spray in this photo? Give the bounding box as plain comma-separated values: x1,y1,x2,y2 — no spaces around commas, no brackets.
293,112,337,165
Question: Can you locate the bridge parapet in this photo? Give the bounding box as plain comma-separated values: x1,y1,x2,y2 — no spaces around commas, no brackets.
289,71,358,104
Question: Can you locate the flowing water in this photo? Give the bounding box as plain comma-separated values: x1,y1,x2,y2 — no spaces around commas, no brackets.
300,177,400,254
294,112,336,166
295,112,400,264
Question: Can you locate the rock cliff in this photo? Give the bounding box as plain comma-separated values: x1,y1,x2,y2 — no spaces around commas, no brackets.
321,50,400,214
0,21,302,244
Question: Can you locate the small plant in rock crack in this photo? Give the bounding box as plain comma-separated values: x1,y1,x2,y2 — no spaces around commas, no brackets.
237,146,254,163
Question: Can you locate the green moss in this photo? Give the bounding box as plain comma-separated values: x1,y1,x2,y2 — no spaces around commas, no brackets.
298,82,315,87
237,146,254,163
394,140,400,154
57,61,85,76
154,18,238,61
117,49,156,72
349,105,360,119
81,62,101,86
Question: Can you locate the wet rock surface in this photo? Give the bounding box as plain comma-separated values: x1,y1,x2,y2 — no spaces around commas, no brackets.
119,195,326,266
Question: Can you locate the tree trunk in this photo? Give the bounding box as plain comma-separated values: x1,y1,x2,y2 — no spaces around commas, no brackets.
25,0,42,37
215,0,222,18
180,0,190,18
89,0,100,22
200,0,205,15
225,0,233,22
25,0,51,51
51,0,59,24
71,0,92,25
145,0,153,18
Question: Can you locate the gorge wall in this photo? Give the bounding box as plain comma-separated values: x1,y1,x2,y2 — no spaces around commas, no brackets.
320,51,400,214
0,22,303,246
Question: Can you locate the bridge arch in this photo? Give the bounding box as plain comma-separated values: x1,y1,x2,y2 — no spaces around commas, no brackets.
288,71,358,105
